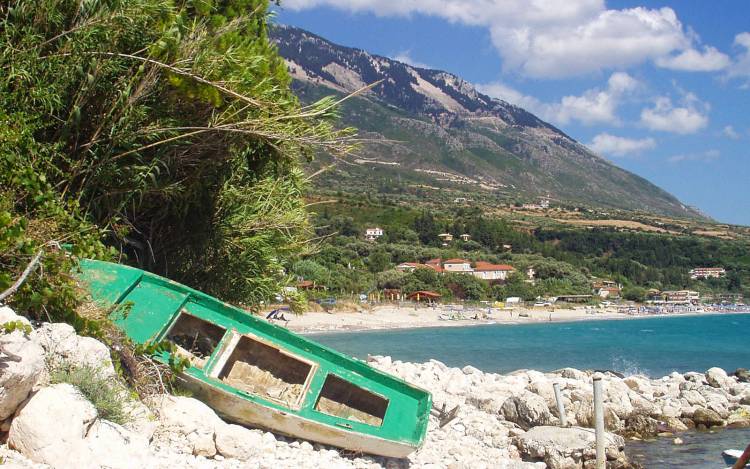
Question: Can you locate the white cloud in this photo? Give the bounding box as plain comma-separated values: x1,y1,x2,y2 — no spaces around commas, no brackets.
478,72,638,126
723,125,741,140
588,133,656,158
668,149,720,164
284,0,726,78
392,51,430,69
728,32,750,83
640,93,709,134
655,46,731,71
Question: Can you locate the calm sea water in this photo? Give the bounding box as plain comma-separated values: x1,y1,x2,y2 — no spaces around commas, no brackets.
310,313,750,468
310,313,750,377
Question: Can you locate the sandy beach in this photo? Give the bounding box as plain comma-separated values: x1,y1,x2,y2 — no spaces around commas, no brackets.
283,304,632,334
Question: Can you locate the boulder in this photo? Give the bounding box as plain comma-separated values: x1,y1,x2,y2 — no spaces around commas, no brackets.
8,383,98,467
0,306,31,327
31,323,114,377
726,408,750,428
692,407,724,427
149,394,223,456
557,368,589,381
514,425,625,469
623,414,659,438
500,393,552,430
706,367,735,389
215,423,265,460
84,419,151,469
0,330,45,420
149,394,223,435
734,368,750,383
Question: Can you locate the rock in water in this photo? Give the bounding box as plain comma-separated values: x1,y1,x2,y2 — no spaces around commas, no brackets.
691,407,724,428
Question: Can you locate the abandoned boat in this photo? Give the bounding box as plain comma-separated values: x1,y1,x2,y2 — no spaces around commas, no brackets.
76,259,431,458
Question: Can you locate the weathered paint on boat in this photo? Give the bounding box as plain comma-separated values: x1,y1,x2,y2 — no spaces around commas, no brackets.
76,259,431,458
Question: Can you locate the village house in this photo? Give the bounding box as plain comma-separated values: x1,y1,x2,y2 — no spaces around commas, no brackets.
521,198,550,210
424,258,443,273
459,233,471,241
364,227,383,241
596,286,622,299
395,262,429,273
592,280,622,299
442,258,473,273
689,267,726,280
471,262,515,281
655,290,701,304
437,233,453,246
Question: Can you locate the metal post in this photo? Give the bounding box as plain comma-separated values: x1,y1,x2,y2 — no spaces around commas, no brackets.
553,383,567,427
593,373,605,469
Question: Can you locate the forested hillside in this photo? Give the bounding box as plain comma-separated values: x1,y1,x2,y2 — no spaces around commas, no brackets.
294,198,750,302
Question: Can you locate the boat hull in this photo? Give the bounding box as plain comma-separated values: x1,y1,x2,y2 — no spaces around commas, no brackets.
179,374,419,458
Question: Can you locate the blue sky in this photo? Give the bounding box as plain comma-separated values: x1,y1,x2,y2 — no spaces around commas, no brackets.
274,1,750,225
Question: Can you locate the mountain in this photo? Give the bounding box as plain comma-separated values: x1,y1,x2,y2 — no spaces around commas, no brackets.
270,25,701,219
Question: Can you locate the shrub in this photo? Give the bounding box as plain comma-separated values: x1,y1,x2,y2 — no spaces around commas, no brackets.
50,363,128,425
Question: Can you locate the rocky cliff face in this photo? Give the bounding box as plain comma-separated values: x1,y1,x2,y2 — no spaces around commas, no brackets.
271,25,701,219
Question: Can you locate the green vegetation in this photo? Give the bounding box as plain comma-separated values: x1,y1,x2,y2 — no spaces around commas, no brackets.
294,200,750,302
50,362,129,424
1,0,351,323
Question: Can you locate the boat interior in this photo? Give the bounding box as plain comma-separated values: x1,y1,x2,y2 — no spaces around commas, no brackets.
163,310,388,426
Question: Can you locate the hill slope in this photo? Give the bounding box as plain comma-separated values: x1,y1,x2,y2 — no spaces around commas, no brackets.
271,25,701,219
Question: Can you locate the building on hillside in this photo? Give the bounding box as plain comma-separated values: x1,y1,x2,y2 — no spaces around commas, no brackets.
364,227,384,241
521,198,550,210
657,290,701,304
689,267,726,280
443,258,473,273
424,258,443,273
453,197,468,204
596,286,622,299
502,244,512,251
526,267,536,280
395,262,427,273
437,233,453,246
471,262,515,281
592,280,618,289
459,233,471,241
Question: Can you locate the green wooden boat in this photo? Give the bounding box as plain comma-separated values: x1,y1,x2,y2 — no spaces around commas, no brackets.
76,259,431,458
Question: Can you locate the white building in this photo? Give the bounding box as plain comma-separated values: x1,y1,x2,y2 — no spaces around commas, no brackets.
689,267,726,280
364,227,384,241
471,262,515,281
442,258,473,273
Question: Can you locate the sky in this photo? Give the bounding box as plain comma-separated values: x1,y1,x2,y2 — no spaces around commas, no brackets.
273,1,750,226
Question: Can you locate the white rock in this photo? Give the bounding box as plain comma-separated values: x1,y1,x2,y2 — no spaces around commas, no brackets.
0,331,45,420
0,306,31,327
84,419,151,469
8,383,98,467
215,424,264,460
31,323,115,377
150,395,223,436
706,367,735,389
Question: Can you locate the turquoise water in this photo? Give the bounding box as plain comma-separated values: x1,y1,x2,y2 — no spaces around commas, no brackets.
311,313,750,468
310,313,750,377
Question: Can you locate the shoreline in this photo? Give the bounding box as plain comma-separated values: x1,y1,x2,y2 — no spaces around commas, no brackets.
283,305,750,335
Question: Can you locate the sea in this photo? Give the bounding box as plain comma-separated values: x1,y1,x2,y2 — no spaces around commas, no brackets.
309,313,750,468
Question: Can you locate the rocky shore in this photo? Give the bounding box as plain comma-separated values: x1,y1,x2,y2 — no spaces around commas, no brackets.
1,306,749,468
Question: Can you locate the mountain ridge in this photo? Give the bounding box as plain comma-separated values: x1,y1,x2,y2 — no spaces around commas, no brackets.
271,24,703,220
